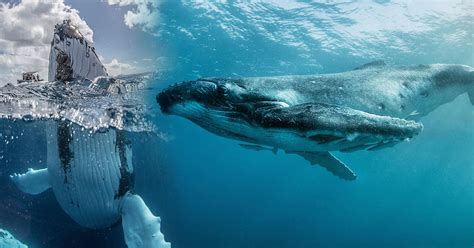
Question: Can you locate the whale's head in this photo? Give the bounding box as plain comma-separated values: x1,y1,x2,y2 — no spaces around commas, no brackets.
157,78,275,141
157,78,422,149
158,78,282,115
158,78,252,114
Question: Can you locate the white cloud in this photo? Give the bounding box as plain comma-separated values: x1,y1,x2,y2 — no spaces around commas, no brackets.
106,0,160,35
104,57,170,76
104,58,161,76
104,59,137,76
0,0,93,85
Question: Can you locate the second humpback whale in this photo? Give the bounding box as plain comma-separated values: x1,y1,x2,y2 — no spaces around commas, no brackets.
157,61,473,180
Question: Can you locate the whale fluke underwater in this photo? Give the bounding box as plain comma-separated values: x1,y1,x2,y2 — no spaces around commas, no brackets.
157,61,473,180
4,20,170,247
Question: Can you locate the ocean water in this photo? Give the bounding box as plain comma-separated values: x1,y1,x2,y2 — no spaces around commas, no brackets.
150,2,474,248
1,1,473,248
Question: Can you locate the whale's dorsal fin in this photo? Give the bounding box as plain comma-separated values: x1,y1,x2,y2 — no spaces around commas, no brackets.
353,60,386,70
288,151,356,181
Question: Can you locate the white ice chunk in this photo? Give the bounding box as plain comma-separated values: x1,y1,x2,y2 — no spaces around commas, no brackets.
0,228,28,248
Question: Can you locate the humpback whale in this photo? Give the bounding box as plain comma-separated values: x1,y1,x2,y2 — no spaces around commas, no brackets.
157,62,473,180
8,20,170,248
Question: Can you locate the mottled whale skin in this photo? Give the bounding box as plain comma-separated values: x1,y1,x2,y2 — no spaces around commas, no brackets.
157,62,473,180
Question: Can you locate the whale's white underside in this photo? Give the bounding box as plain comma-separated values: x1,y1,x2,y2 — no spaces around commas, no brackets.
46,122,125,229
11,122,171,247
172,101,411,153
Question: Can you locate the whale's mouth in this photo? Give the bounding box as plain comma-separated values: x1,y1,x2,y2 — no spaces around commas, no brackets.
157,78,275,114
157,79,423,151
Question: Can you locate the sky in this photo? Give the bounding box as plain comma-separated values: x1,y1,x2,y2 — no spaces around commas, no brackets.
1,0,471,86
0,0,164,85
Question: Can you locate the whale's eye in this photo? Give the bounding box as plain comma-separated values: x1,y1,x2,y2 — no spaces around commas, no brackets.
217,85,228,96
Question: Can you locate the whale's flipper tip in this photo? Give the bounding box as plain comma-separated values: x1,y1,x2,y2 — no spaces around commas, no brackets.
290,151,357,181
10,168,51,195
120,193,171,248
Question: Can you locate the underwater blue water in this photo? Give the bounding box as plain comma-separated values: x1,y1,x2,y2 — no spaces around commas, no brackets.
148,2,474,248
0,1,473,248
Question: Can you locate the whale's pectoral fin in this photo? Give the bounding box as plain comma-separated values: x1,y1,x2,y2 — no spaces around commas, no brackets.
120,193,171,248
289,151,356,181
10,168,51,195
255,102,422,144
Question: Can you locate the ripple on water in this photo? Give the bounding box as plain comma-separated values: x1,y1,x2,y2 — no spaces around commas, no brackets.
0,74,157,133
